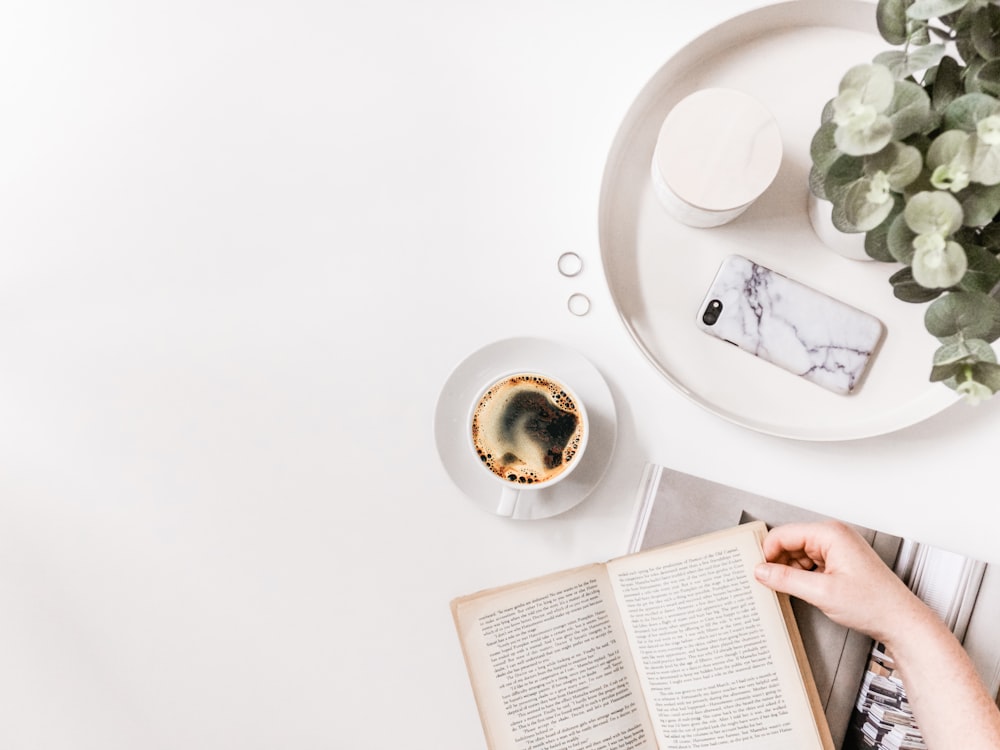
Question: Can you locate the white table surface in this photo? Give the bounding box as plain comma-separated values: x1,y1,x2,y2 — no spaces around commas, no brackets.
2,0,998,747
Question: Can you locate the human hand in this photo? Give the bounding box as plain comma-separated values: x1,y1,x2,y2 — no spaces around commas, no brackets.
756,521,1000,750
754,520,924,643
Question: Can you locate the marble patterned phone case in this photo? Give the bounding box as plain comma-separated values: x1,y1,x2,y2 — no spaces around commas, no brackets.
696,255,884,395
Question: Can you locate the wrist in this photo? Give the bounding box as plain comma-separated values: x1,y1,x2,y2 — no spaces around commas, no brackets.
876,592,949,660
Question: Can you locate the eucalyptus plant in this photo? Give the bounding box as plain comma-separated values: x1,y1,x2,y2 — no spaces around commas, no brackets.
809,0,1000,403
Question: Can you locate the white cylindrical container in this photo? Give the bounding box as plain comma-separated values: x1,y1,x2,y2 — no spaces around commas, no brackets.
651,88,783,228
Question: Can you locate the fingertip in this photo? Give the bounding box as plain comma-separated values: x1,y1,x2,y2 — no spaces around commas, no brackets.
760,523,803,560
754,563,771,583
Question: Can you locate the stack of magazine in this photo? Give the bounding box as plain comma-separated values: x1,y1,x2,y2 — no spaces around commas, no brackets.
629,463,1000,750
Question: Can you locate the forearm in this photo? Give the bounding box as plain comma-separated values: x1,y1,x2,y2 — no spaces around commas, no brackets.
882,603,1000,750
756,521,1000,748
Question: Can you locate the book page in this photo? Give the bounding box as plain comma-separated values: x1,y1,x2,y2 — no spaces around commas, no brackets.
607,523,827,750
627,463,901,749
451,564,657,750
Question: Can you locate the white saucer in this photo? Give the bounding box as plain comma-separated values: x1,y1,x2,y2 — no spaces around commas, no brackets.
434,337,617,520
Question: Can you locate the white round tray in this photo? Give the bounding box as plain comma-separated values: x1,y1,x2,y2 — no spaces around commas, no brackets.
599,0,958,441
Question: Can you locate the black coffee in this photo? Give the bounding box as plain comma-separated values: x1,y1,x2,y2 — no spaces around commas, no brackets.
471,373,585,485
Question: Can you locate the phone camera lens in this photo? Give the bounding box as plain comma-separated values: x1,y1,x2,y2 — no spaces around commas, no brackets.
702,299,722,326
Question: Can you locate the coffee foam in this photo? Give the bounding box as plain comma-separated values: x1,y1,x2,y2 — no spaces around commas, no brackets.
471,373,584,485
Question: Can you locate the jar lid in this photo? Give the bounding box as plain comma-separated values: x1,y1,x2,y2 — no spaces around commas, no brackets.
652,88,783,212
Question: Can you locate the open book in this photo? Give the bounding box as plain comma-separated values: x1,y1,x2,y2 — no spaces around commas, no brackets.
630,463,1000,750
451,522,835,750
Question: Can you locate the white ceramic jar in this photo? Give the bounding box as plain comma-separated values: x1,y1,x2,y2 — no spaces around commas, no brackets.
806,192,872,261
651,88,783,228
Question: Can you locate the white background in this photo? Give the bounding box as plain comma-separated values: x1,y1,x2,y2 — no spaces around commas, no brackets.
1,0,998,747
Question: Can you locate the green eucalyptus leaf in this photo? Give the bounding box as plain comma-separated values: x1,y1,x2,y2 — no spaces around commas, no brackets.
824,155,866,202
835,115,895,156
952,1,976,34
972,221,1000,249
939,330,965,348
888,211,919,264
969,360,1000,389
930,361,1000,389
831,195,862,233
942,373,995,400
956,48,977,75
877,0,911,44
972,60,1000,97
903,190,964,234
890,79,934,113
953,226,980,247
956,8,982,71
866,197,903,261
929,341,991,379
890,265,946,301
948,359,1000,393
931,55,965,112
972,339,999,363
922,60,939,87
904,43,948,78
932,337,995,365
874,50,914,80
866,228,896,262
971,4,1000,60
832,69,897,156
925,290,1000,341
965,57,990,95
957,243,1000,291
962,135,1000,184
927,129,969,169
962,339,997,362
868,142,923,189
930,360,966,381
897,147,936,193
958,182,1000,225
903,130,933,154
808,165,829,200
889,79,939,139
943,92,1000,131
810,121,840,174
906,0,968,20
820,97,836,125
844,179,897,230
913,22,936,46
839,64,895,109
913,238,968,287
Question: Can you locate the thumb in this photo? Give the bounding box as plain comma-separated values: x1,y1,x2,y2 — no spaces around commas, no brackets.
754,562,825,604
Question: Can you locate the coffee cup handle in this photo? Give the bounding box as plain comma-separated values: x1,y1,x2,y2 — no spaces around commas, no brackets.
496,486,520,517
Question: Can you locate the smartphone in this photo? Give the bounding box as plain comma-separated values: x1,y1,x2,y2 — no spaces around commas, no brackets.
695,255,884,395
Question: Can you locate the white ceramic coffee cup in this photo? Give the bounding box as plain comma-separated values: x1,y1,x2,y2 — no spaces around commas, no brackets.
468,371,589,517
